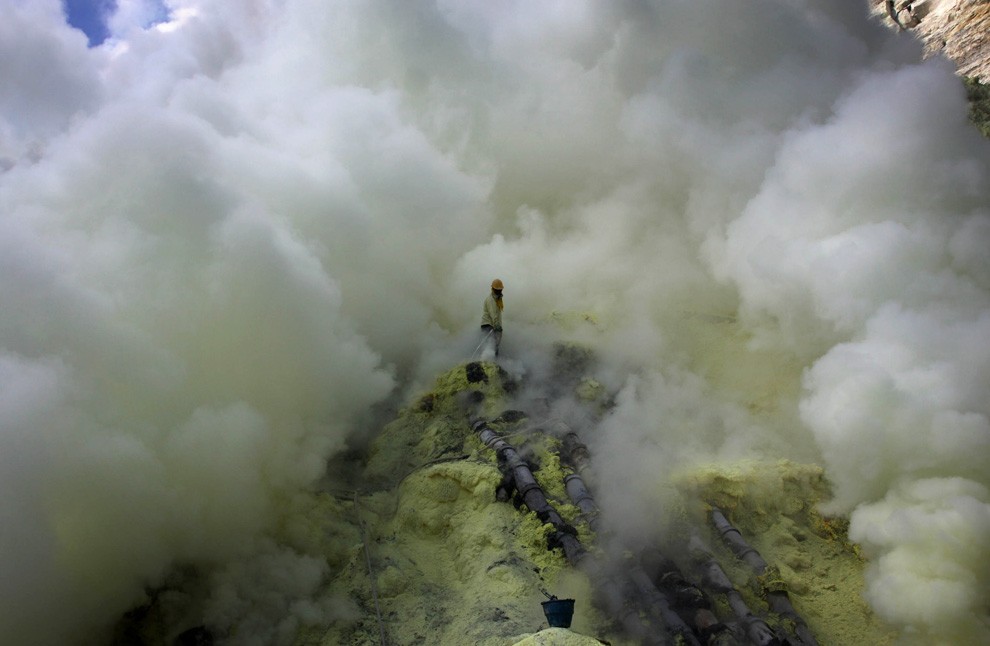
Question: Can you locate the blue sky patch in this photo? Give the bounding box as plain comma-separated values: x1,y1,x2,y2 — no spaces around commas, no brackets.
63,0,170,47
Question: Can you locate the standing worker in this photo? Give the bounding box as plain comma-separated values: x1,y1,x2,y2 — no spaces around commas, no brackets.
481,278,504,358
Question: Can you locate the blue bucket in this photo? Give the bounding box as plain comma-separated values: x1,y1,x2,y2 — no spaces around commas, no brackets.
541,598,575,628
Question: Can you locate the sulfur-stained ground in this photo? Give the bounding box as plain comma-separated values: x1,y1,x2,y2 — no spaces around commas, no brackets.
293,359,894,646
107,347,896,645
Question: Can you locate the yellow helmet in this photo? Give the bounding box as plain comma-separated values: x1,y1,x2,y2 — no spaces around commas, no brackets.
491,279,504,290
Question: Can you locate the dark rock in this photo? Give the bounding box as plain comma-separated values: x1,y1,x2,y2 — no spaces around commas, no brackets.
174,626,213,646
465,362,488,383
418,394,435,412
494,410,527,424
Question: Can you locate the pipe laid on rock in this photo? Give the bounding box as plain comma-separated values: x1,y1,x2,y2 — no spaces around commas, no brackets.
711,508,767,572
641,548,734,646
587,559,670,646
555,430,697,644
690,535,782,646
480,420,679,644
710,509,817,646
563,473,600,530
474,420,585,564
549,423,600,529
629,564,702,646
561,430,591,472
551,424,600,530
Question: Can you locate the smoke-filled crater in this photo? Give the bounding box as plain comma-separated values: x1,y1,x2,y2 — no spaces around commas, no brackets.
1,1,988,645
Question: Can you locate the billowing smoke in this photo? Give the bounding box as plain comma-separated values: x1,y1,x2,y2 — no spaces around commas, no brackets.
1,0,987,643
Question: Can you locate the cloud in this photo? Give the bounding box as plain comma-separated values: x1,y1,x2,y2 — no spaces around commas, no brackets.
849,478,990,642
0,0,104,162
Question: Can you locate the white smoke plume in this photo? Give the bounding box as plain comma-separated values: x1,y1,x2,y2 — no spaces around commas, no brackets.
1,0,987,643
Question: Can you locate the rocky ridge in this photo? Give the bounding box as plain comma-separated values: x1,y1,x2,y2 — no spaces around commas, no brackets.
872,0,990,81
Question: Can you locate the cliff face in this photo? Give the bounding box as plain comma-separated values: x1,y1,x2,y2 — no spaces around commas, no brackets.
873,0,990,80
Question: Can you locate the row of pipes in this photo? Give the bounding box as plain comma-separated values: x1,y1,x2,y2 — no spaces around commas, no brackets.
473,420,585,563
473,418,819,646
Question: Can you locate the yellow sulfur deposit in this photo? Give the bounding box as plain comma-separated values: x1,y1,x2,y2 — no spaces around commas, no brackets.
509,627,607,645
293,359,897,645
674,460,897,645
300,362,628,645
108,353,897,645
104,352,900,645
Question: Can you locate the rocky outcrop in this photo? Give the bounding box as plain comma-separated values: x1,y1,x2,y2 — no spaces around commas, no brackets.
873,0,990,81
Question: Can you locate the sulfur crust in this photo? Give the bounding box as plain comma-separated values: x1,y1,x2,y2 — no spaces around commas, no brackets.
294,361,894,645
674,460,897,645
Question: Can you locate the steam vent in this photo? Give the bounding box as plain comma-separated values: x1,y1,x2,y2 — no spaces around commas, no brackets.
304,354,894,645
115,346,897,645
4,1,990,645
